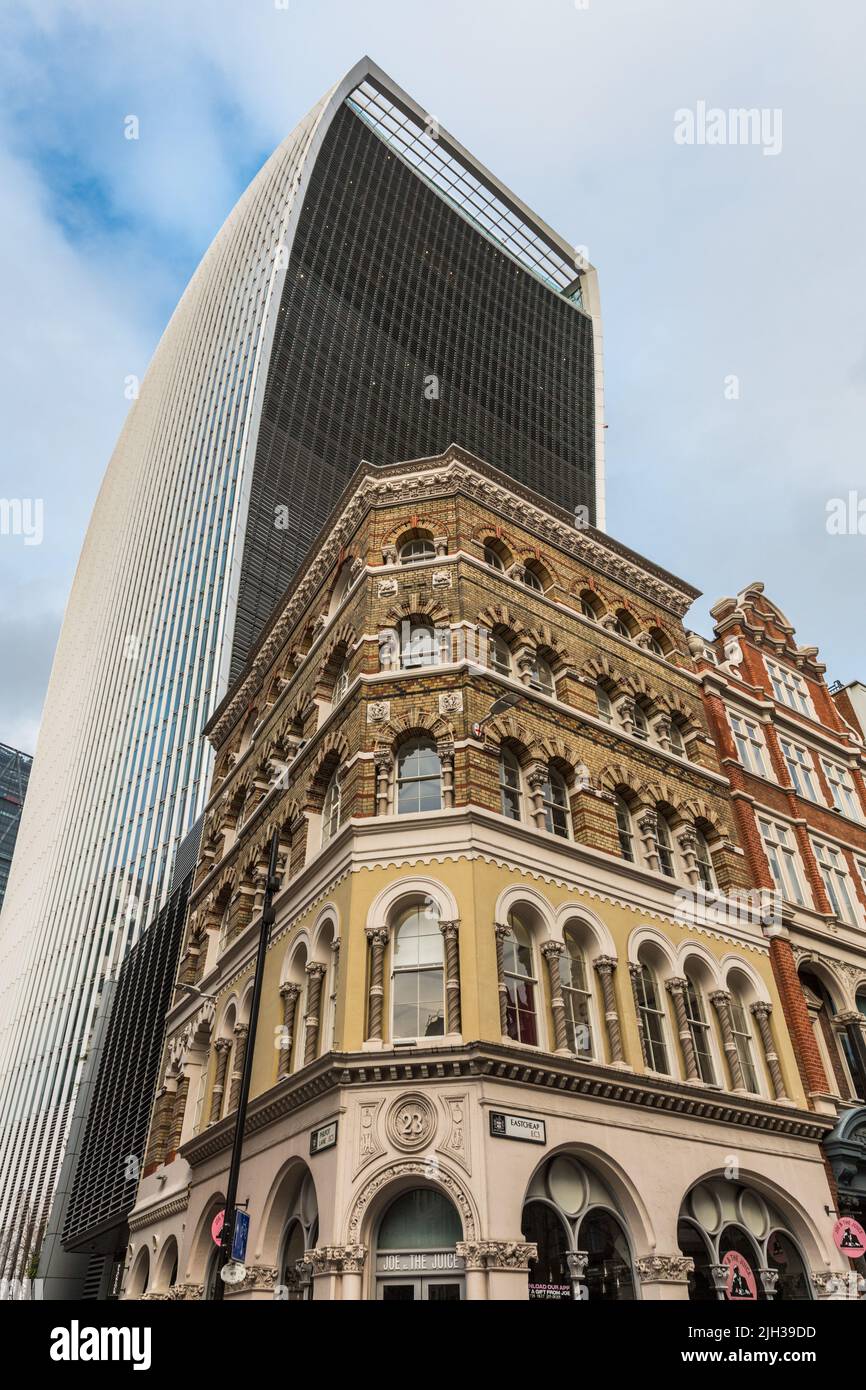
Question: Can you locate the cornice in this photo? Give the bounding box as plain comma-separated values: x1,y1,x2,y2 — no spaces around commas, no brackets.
128,1189,190,1233
180,1042,831,1167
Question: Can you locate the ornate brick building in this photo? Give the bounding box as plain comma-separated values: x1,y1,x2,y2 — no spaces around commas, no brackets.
124,450,852,1302
690,584,866,1243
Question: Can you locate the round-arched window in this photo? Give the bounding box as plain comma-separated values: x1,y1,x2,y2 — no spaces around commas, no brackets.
522,1155,637,1301
400,538,436,565
396,739,442,814
499,748,522,820
503,911,538,1045
391,903,445,1040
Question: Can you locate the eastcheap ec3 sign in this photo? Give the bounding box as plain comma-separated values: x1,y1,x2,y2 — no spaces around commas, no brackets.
489,1111,546,1144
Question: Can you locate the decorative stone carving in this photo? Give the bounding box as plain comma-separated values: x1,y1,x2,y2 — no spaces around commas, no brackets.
437,1093,469,1172
348,1161,476,1241
377,577,398,598
168,1283,204,1301
566,1251,589,1280
758,1268,779,1297
637,1255,695,1284
367,701,391,724
438,690,463,715
387,1092,437,1152
454,1240,537,1271
355,1098,386,1173
305,1245,367,1276
232,1264,279,1295
431,568,452,588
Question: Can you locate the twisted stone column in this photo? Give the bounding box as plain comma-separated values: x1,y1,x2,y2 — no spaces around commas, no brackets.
365,928,389,1043
329,937,341,1049
636,808,660,872
166,1075,189,1156
209,1037,232,1123
675,827,701,887
526,764,548,831
710,990,745,1090
750,1001,787,1099
374,749,391,816
278,983,301,1078
494,923,511,1035
228,1023,249,1111
541,941,569,1054
628,963,650,1066
440,920,461,1034
666,976,700,1081
593,956,624,1063
303,962,327,1065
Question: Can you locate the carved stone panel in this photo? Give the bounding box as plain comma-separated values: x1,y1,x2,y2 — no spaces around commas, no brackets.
387,1092,437,1152
354,1098,386,1175
436,1092,470,1174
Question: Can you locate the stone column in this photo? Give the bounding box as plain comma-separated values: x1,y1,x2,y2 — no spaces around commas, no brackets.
541,941,570,1054
593,956,625,1063
456,1243,487,1300
476,1241,537,1301
676,827,701,888
374,749,391,816
329,937,341,1049
440,920,462,1034
514,644,536,687
654,714,673,752
306,1245,367,1301
750,1001,788,1099
526,764,548,831
616,695,636,737
628,963,650,1066
437,739,455,809
710,990,745,1090
636,808,660,873
759,1268,779,1299
708,1265,729,1300
303,962,327,1065
365,928,389,1044
166,1074,189,1157
567,1251,589,1302
209,1037,232,1123
228,1024,249,1111
494,923,511,1036
665,977,700,1081
278,983,301,1079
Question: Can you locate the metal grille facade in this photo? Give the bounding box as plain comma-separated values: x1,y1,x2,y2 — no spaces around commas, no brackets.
0,745,32,913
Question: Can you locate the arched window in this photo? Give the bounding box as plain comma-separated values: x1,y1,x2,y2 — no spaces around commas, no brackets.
677,1220,716,1301
635,962,670,1073
669,720,686,757
679,1180,813,1302
656,812,676,877
376,1189,464,1299
612,610,634,639
562,928,594,1056
521,566,543,593
614,795,635,861
499,748,522,820
321,770,342,845
530,656,555,696
503,911,538,1045
391,903,445,1040
483,542,505,571
488,633,512,677
579,590,602,621
580,1210,637,1301
333,654,350,705
684,974,716,1084
632,702,649,740
396,739,442,814
277,1171,318,1301
400,537,436,565
694,829,715,890
596,684,614,723
401,620,436,669
766,1230,812,1301
522,1154,637,1302
729,988,760,1092
542,766,570,837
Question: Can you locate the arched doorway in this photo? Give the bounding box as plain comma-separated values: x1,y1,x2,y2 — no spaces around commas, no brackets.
375,1188,464,1300
521,1154,637,1300
277,1171,319,1300
678,1179,813,1301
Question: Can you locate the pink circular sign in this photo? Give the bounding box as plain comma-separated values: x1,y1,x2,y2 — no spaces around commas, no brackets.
211,1210,225,1246
833,1217,866,1256
723,1250,757,1301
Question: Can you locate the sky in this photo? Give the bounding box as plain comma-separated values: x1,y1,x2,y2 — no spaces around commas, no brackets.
0,0,864,755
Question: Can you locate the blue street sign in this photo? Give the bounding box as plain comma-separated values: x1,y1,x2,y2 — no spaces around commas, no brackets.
232,1211,250,1263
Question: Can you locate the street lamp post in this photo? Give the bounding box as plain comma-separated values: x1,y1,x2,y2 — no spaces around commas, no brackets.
212,829,280,1300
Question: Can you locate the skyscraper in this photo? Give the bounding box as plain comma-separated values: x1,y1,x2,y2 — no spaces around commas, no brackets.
0,744,31,913
0,57,602,1275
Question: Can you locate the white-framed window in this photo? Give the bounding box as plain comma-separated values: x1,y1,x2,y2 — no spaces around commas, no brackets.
499,748,522,821
635,963,670,1073
503,911,539,1045
596,684,614,723
758,817,805,906
333,654,350,705
856,860,866,900
656,812,676,877
614,795,635,862
400,620,437,669
529,656,555,696
561,929,594,1057
484,544,504,571
542,767,570,837
399,538,435,565
730,992,761,1093
780,738,819,802
668,721,686,757
321,770,342,845
812,840,859,925
391,903,445,1040
694,829,716,891
821,758,861,820
684,975,716,1085
396,739,442,814
729,712,768,776
632,703,649,740
766,659,813,716
521,567,543,593
488,634,512,677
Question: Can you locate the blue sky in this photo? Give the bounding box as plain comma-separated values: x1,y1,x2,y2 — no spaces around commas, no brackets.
1,0,864,752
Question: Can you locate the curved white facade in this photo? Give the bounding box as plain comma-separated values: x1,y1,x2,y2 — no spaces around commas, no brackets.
0,58,602,1272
